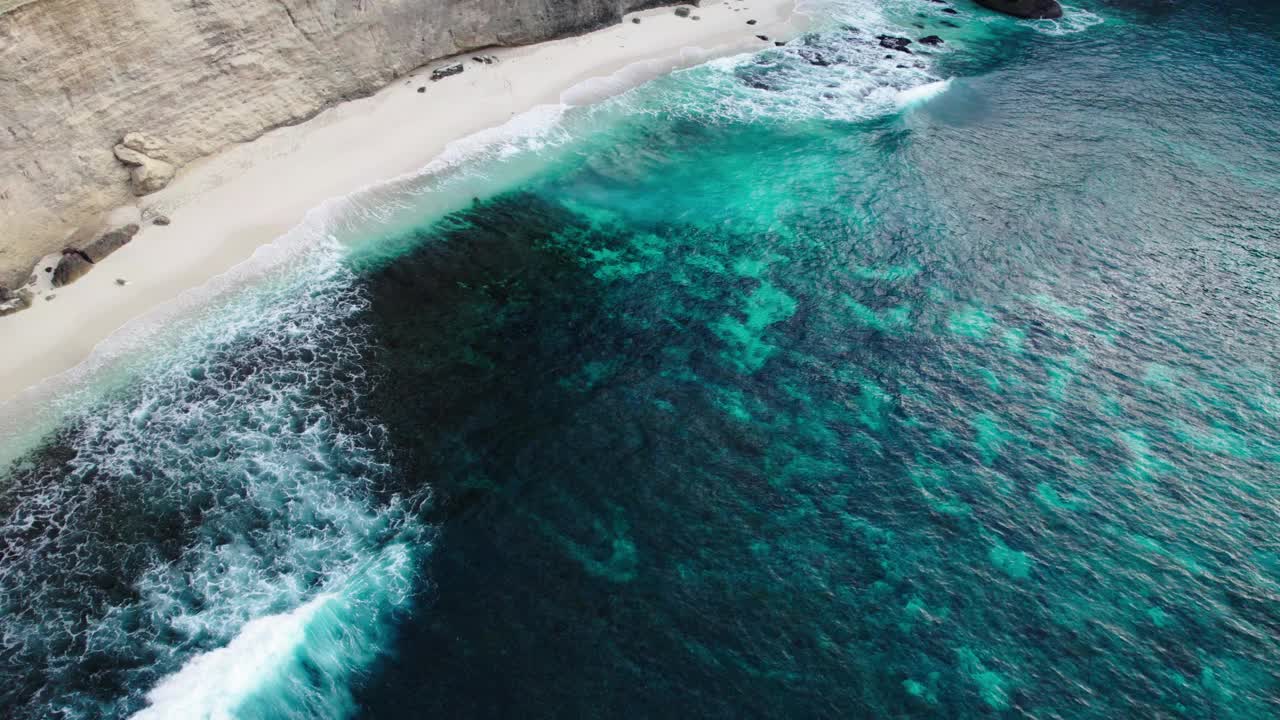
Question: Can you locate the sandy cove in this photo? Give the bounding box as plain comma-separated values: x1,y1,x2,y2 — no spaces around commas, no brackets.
0,0,803,407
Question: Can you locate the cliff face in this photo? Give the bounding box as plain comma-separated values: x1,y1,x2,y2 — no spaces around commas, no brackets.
0,0,669,288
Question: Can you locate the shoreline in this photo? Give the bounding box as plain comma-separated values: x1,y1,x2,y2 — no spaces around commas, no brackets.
0,0,803,408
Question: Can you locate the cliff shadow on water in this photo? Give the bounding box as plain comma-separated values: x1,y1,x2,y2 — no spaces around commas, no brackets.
346,186,869,717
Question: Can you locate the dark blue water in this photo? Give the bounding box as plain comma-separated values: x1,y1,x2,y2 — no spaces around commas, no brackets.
2,0,1279,717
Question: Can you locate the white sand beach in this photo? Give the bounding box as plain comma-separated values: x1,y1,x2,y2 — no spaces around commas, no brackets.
0,0,803,406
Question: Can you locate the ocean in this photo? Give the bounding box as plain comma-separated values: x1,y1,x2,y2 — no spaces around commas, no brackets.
3,0,1280,717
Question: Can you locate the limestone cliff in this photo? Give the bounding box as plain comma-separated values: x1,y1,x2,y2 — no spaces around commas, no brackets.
0,0,674,289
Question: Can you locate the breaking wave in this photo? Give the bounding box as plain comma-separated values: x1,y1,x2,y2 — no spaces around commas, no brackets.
0,242,431,719
1025,4,1105,35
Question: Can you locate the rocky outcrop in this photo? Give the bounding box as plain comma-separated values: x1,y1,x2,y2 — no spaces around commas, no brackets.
878,35,913,53
51,252,92,288
430,63,465,81
78,223,139,263
974,0,1063,19
50,223,141,287
0,0,679,292
0,287,33,316
113,133,176,195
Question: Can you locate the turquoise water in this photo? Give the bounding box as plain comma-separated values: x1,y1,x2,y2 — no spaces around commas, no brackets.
3,0,1280,717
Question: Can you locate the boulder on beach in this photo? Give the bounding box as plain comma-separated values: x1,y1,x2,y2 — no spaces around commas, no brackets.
52,252,93,288
0,288,33,317
878,35,913,53
80,224,140,263
674,6,690,17
431,63,464,81
975,0,1063,19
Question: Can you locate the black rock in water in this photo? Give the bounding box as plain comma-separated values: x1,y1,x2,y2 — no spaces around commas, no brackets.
431,63,464,81
975,0,1063,18
877,35,913,53
746,19,757,24
919,35,944,45
756,34,769,41
942,7,959,14
798,48,832,66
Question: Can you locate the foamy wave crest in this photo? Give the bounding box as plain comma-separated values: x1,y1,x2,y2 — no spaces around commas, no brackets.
1025,5,1105,35
131,543,416,720
0,248,429,719
606,0,943,124
896,78,953,107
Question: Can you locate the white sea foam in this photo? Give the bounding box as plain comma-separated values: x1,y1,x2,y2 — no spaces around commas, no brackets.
601,0,944,125
896,78,953,107
130,543,417,720
1025,5,1105,36
560,46,732,107
131,594,335,720
0,247,429,718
